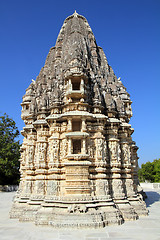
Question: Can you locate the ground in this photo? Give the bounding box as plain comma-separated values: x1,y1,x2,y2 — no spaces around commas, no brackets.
0,188,160,240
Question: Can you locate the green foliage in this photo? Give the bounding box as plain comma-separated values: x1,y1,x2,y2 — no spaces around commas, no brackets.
153,159,160,182
0,113,20,185
138,159,160,183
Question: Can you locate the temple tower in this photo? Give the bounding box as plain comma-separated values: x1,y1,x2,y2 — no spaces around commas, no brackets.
10,11,148,228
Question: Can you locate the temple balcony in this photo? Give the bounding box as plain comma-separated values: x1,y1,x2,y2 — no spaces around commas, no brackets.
66,154,89,160
66,89,86,98
66,132,89,157
65,132,89,138
66,78,86,99
21,102,31,119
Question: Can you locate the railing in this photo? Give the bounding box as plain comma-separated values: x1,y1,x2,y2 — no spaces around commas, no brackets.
0,185,18,192
140,182,160,189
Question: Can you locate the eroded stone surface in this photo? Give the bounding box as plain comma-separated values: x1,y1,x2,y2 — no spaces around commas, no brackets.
10,11,148,228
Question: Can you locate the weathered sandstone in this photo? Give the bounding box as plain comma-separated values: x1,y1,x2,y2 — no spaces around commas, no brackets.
10,11,148,228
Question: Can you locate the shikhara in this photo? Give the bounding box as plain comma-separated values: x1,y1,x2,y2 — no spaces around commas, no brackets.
10,11,148,228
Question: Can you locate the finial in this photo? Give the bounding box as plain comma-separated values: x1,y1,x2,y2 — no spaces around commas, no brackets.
73,10,78,17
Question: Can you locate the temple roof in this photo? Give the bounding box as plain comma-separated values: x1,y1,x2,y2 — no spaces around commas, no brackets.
22,12,132,122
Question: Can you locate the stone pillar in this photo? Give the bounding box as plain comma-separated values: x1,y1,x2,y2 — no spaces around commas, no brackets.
34,177,45,196
87,137,95,159
67,118,72,131
68,79,72,91
35,141,47,169
46,179,59,196
130,142,140,194
48,136,60,168
80,78,84,92
68,138,72,155
26,144,35,170
119,127,136,198
82,138,86,154
107,125,125,199
82,119,86,132
19,143,27,192
93,132,110,199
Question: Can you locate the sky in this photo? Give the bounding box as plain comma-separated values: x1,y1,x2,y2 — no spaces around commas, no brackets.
0,0,159,166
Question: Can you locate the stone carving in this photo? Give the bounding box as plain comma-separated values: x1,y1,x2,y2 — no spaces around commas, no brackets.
102,139,108,162
35,180,45,195
26,145,35,169
28,146,34,162
108,141,117,160
122,143,131,164
96,180,109,196
10,11,148,228
68,204,87,213
48,138,60,167
60,139,68,158
112,179,125,198
46,181,58,195
125,179,135,198
52,140,59,160
108,141,121,163
35,142,47,168
21,180,32,196
96,138,103,158
117,143,121,162
88,138,95,158
19,145,26,170
39,143,47,161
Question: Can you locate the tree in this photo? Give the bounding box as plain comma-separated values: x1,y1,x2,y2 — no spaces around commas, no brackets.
138,159,160,183
0,113,20,185
153,159,160,182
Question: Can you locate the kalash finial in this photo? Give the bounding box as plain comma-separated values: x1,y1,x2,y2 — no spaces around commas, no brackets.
73,10,78,17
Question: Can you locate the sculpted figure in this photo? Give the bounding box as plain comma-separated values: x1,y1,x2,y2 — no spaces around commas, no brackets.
39,142,47,161
117,144,121,162
28,145,35,163
97,138,103,157
122,143,131,164
109,141,117,160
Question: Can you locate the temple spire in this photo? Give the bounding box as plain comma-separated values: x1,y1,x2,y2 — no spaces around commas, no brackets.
10,12,148,229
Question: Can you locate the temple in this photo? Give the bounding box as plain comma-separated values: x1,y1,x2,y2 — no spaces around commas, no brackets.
10,11,148,228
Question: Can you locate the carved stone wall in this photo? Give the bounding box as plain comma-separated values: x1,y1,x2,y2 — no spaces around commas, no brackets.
10,11,148,228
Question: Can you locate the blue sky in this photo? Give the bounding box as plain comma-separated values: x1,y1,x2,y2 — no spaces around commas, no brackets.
0,0,159,166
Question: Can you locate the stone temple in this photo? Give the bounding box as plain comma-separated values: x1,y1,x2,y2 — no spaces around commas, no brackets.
10,11,148,228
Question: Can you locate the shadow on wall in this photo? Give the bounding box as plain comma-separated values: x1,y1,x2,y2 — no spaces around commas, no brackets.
145,191,160,207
